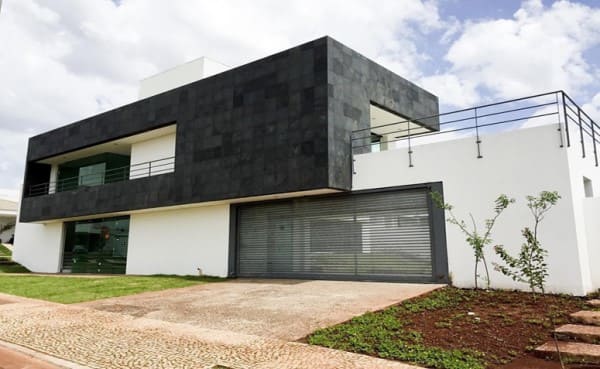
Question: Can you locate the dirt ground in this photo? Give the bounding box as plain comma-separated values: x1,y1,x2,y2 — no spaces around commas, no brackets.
402,288,589,368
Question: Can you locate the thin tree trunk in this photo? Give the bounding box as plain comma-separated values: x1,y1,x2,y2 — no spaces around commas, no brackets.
474,256,479,289
482,254,491,289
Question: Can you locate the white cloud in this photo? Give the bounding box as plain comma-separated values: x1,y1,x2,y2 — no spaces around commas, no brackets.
0,0,598,198
423,0,600,108
420,73,480,107
582,92,600,122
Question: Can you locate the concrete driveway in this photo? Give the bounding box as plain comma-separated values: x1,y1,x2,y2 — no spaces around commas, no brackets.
79,279,441,341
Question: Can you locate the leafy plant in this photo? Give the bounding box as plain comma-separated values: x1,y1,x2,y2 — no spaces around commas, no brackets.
494,191,560,296
432,191,514,289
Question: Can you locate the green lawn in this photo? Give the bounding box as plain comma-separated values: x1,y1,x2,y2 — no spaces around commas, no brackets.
0,263,30,273
0,274,223,303
0,244,11,257
0,244,30,273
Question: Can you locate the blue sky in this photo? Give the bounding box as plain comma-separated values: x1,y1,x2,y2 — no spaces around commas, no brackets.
0,0,599,199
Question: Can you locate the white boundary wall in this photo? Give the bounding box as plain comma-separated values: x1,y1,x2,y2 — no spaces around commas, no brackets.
584,198,600,289
13,221,63,273
126,204,230,277
353,124,600,295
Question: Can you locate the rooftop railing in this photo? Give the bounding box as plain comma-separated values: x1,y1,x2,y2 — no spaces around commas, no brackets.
27,156,175,197
351,90,599,168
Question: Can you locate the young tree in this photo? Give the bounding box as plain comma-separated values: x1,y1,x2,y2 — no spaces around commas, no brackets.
431,191,514,289
494,191,560,296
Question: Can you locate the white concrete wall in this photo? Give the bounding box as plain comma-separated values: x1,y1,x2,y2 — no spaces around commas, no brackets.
353,124,592,294
584,198,600,289
138,57,229,99
566,129,600,292
202,57,230,78
130,133,176,179
12,221,63,272
126,204,230,277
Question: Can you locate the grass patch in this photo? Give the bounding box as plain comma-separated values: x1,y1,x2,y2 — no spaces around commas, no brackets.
0,244,29,273
308,287,585,369
0,262,30,273
0,274,223,303
0,244,11,257
308,289,484,369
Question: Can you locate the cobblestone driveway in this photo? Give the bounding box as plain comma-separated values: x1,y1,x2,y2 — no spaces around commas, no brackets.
0,280,440,369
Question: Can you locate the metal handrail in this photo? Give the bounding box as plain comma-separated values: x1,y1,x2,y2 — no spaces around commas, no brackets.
351,90,600,167
352,90,565,134
27,156,175,197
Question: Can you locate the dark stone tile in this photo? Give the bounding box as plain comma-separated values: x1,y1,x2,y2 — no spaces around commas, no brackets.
20,36,438,222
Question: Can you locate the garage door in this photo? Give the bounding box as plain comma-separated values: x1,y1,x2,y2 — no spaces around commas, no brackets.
236,188,439,282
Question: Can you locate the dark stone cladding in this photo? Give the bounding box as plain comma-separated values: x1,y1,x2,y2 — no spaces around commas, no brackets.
20,36,439,222
325,38,439,189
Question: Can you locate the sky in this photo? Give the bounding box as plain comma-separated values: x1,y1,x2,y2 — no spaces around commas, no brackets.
0,0,599,201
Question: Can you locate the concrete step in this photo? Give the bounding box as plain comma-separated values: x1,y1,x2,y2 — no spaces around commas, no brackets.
588,299,600,308
572,311,600,326
555,324,600,344
535,341,600,364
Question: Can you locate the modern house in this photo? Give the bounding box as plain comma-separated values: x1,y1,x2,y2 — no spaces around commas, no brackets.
13,37,600,295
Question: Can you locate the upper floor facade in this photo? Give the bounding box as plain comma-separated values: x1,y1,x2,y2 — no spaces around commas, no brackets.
20,36,439,222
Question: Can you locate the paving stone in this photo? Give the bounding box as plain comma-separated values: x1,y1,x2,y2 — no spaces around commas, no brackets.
588,299,600,307
555,324,600,344
535,341,600,364
571,310,600,326
0,300,421,369
0,345,63,369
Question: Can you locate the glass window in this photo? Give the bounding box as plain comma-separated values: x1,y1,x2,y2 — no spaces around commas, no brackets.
78,162,106,187
62,216,129,274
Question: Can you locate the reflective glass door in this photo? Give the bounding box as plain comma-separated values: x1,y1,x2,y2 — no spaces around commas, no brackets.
62,216,129,274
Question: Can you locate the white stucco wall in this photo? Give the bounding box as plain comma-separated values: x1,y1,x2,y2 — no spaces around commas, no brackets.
12,221,63,272
138,57,229,99
126,204,230,277
584,198,600,289
130,133,176,179
353,124,592,295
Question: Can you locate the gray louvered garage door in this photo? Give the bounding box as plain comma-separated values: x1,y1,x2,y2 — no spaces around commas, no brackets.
236,189,435,282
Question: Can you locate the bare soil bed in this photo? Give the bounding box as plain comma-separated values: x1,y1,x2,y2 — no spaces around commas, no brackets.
308,287,595,369
409,289,586,368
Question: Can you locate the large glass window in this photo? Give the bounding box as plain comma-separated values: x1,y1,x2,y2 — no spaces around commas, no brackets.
62,216,130,274
78,162,106,187
56,153,130,192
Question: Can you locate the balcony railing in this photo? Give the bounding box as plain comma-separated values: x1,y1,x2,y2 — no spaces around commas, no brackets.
351,91,600,168
27,156,175,197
